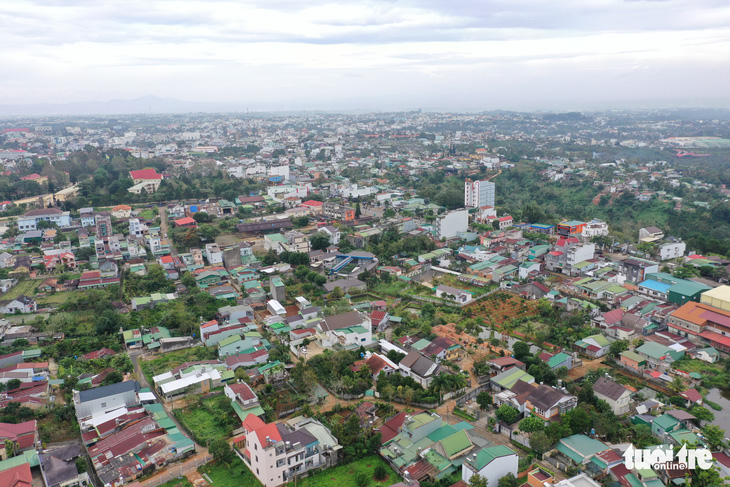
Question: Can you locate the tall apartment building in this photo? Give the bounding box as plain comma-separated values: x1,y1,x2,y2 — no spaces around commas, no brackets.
270,277,286,302
464,179,495,208
434,209,469,239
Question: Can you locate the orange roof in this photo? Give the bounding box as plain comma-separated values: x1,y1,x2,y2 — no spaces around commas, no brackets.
113,205,132,211
671,302,729,326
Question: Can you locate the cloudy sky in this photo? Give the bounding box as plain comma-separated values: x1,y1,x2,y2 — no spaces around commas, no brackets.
1,0,729,111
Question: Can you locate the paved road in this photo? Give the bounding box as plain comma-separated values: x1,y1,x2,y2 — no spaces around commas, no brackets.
129,351,207,454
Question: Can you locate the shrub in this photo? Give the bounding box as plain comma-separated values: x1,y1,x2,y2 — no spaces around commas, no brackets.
374,464,388,481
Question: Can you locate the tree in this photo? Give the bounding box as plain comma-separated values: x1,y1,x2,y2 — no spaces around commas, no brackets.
5,379,20,391
512,341,531,361
101,370,123,386
497,473,520,487
476,391,492,410
667,376,687,394
690,406,714,424
563,407,592,435
193,212,212,223
469,474,487,487
355,202,361,219
702,425,725,449
209,438,235,466
608,340,629,358
95,309,124,335
519,416,545,435
495,404,520,425
310,232,331,251
529,431,553,457
374,464,388,481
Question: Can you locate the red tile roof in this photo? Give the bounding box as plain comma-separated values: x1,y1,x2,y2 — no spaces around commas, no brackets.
129,169,162,180
0,463,32,487
228,382,257,402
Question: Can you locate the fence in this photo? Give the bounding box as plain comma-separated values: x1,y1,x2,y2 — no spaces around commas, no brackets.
141,454,214,487
455,383,492,406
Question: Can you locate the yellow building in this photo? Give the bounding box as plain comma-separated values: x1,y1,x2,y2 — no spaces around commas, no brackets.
701,285,730,312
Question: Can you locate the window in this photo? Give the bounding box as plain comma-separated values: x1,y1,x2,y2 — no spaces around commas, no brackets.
101,402,107,408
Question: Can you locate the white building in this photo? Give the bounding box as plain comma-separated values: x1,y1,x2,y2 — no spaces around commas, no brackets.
461,446,518,487
658,239,686,261
582,220,609,238
129,218,148,237
566,243,595,266
435,285,473,304
205,243,223,265
434,209,468,239
269,164,290,182
267,299,286,317
17,208,72,231
464,179,495,208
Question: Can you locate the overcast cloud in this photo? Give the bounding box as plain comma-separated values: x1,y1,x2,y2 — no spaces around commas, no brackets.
1,0,728,111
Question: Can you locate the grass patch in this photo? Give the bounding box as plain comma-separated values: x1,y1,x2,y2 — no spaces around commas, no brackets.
295,455,398,487
672,358,730,389
173,394,238,445
140,347,217,385
198,457,263,487
453,408,477,422
1,279,42,301
155,478,194,487
705,399,722,411
37,290,88,306
139,209,155,219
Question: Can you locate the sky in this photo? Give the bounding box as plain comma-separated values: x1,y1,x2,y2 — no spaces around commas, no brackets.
1,0,729,112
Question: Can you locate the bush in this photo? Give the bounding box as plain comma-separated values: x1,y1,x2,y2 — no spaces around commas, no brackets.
374,464,387,481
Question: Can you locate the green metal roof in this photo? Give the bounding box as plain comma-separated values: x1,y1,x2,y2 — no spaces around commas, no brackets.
440,430,472,458
557,435,607,464
473,445,516,470
621,351,646,363
652,414,679,431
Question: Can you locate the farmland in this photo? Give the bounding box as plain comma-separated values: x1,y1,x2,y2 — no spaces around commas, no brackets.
0,279,41,301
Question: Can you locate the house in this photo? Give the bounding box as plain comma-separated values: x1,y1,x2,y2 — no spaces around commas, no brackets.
0,252,15,269
545,352,573,371
350,352,399,380
225,382,265,421
435,285,472,304
398,351,441,388
174,216,197,228
491,367,535,391
0,296,37,314
525,384,577,420
128,168,163,193
319,225,340,245
72,380,140,420
619,350,647,372
635,341,684,369
111,205,132,219
556,435,608,466
39,444,91,487
461,446,518,487
573,334,610,358
0,420,38,459
319,311,373,348
592,377,632,416
639,226,664,243
678,388,703,408
0,464,32,487
239,415,340,487
322,278,366,295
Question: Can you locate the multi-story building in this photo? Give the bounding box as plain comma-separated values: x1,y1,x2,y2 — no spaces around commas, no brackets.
619,257,659,283
205,243,223,265
434,209,468,239
582,219,609,238
464,179,495,208
239,415,340,487
95,212,112,239
284,230,310,254
557,220,586,237
128,218,148,237
17,208,72,231
323,202,355,221
270,277,286,302
658,238,686,260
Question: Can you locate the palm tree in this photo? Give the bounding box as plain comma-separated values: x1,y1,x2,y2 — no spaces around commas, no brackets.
668,376,687,394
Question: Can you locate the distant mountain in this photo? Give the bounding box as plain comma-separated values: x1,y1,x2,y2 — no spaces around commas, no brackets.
0,95,250,116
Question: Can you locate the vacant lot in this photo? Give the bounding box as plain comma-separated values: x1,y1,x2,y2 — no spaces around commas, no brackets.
37,290,87,306
466,292,539,325
174,394,238,445
295,456,398,487
1,279,41,301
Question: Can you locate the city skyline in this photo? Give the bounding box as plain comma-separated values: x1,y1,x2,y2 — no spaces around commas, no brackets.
1,0,729,113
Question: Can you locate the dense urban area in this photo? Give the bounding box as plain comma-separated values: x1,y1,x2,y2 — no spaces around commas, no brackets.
1,109,730,487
